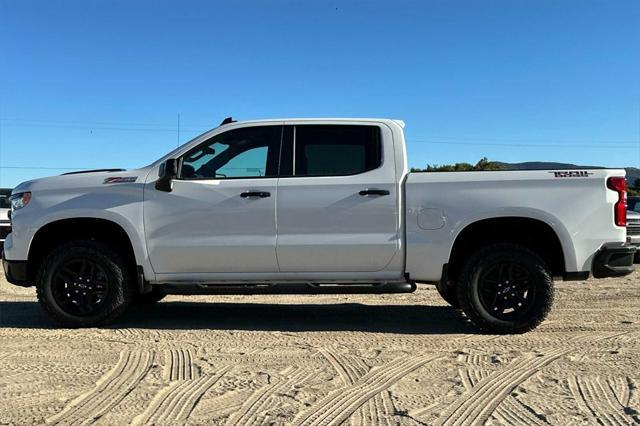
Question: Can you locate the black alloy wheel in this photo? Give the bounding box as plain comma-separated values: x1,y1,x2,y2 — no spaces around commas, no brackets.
51,257,110,316
476,262,536,321
457,243,554,334
36,241,134,327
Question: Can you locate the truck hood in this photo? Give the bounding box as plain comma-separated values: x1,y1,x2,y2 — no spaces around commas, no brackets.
12,168,150,194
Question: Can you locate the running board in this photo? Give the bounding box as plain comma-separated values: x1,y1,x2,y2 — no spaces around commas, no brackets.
159,281,416,295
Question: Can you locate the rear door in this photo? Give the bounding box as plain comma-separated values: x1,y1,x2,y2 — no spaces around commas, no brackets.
275,123,401,272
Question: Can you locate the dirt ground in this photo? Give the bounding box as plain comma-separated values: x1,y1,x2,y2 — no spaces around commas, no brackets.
0,272,638,426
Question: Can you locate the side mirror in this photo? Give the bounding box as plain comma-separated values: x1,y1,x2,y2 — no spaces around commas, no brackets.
155,159,178,192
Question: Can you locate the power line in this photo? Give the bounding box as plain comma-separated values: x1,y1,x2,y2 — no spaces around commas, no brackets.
1,117,638,146
0,117,212,129
0,166,90,170
0,122,205,133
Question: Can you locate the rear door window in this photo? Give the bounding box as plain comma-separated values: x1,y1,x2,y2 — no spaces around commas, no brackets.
292,125,381,177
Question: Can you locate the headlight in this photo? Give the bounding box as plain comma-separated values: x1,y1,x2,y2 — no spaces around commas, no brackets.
10,192,31,212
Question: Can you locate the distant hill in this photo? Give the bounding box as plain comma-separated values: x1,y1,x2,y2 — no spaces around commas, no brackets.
497,162,640,186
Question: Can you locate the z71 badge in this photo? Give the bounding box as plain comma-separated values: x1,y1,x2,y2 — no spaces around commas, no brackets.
549,171,594,178
103,176,138,184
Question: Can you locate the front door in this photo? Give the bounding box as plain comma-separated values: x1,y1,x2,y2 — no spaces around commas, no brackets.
144,125,282,276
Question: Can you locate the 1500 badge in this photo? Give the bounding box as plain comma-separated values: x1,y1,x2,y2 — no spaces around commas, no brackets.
549,171,594,178
103,176,138,184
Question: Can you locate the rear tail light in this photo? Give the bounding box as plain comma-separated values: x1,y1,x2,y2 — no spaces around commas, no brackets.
607,177,627,227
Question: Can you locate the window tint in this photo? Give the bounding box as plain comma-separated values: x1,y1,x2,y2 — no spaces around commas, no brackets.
180,126,281,179
294,125,381,176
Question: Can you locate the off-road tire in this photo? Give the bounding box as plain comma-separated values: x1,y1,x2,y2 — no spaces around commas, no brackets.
36,241,134,327
457,243,554,334
436,280,460,308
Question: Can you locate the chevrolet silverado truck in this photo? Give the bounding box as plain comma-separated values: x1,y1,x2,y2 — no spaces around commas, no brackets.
2,118,635,333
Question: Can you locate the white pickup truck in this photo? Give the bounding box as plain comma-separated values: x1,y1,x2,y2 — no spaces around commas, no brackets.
2,118,634,333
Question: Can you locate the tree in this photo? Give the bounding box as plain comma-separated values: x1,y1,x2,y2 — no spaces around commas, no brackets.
411,157,504,173
629,178,640,196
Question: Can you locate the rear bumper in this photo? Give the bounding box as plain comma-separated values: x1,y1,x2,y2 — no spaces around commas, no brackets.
626,236,640,263
1,250,29,287
592,243,636,278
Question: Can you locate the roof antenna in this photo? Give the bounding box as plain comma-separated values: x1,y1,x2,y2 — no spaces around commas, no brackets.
220,117,236,126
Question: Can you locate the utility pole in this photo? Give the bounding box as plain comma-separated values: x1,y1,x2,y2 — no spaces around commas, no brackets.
177,113,181,147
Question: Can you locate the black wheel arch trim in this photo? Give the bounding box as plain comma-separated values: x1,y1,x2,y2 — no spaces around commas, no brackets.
2,251,30,287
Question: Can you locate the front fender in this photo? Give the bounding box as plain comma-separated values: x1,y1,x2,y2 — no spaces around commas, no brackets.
8,183,154,280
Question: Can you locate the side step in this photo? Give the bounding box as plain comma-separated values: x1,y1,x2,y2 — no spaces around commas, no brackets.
160,281,417,296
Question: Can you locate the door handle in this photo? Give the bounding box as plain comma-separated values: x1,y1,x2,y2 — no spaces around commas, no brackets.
359,189,390,196
240,191,271,198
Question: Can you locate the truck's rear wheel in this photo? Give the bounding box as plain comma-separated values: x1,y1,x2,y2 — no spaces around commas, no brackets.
36,241,133,327
457,243,554,334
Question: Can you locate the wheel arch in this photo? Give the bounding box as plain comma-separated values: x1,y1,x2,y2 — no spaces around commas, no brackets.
27,217,144,283
447,215,570,282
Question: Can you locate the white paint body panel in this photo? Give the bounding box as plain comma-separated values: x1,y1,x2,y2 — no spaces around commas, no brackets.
4,118,626,286
404,169,626,281
144,176,279,275
275,120,401,274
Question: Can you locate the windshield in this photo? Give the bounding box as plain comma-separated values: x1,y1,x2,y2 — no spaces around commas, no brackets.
149,128,218,168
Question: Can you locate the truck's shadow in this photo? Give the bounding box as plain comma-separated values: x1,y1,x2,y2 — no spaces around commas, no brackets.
0,301,473,334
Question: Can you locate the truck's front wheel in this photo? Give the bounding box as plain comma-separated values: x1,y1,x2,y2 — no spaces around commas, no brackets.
36,241,134,327
457,244,554,334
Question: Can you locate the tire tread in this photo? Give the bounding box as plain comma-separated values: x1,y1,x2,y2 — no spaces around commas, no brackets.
456,243,554,334
36,240,134,327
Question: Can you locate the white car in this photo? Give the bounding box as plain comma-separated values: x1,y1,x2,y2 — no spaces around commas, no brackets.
626,209,640,262
0,188,11,249
2,118,634,332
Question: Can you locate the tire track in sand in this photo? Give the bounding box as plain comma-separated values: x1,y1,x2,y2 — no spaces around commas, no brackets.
225,368,315,426
609,377,633,410
294,353,442,426
458,367,548,425
434,332,631,426
319,348,394,425
436,347,569,426
568,376,635,425
351,389,396,426
164,348,198,381
319,348,360,385
47,349,154,425
493,397,549,425
133,365,231,425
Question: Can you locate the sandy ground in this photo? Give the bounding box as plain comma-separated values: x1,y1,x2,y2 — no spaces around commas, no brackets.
0,272,638,426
